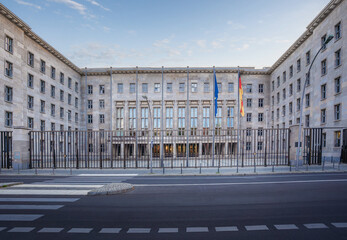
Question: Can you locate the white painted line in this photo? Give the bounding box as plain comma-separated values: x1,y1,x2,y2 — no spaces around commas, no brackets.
0,214,43,221
0,190,90,195
127,228,151,233
245,225,269,231
8,227,35,233
38,228,64,233
304,223,328,229
78,174,138,177
215,226,238,232
274,224,298,230
0,227,6,232
99,228,122,233
186,227,209,232
68,228,93,233
0,198,79,202
11,184,103,188
0,205,64,210
332,222,347,228
158,228,178,233
134,179,347,187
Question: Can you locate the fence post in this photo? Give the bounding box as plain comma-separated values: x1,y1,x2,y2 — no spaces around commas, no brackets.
322,156,325,171
181,163,183,174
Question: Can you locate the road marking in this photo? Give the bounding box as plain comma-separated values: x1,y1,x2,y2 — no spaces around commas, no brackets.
0,227,6,232
11,184,103,188
186,227,209,232
0,205,64,210
245,225,269,231
78,174,138,177
0,190,90,195
8,227,35,233
68,228,93,233
332,222,347,228
158,228,178,233
99,228,122,233
215,226,238,232
38,228,64,233
274,224,298,230
304,223,328,229
0,198,79,202
0,214,43,221
134,179,347,187
127,228,151,233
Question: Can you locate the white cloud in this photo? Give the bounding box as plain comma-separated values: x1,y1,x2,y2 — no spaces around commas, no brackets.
227,20,246,30
236,43,250,51
211,40,224,49
103,26,111,32
48,0,87,15
85,0,110,11
153,38,170,48
196,40,206,48
15,0,42,9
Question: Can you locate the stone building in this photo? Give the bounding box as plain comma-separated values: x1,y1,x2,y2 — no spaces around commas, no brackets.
0,0,346,168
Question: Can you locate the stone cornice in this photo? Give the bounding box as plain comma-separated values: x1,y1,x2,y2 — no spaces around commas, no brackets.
0,3,82,75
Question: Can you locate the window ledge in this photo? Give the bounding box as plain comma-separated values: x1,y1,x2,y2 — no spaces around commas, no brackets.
5,100,13,104
334,37,341,43
335,64,342,70
334,92,341,96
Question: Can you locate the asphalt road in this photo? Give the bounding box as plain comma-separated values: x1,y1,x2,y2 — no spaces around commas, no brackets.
0,173,347,239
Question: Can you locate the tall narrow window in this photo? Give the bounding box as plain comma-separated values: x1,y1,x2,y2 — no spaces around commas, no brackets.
116,108,124,130
321,84,326,99
5,36,13,53
153,107,161,135
297,58,301,72
258,84,264,93
87,85,93,94
335,77,341,93
227,107,234,129
99,85,105,94
27,117,34,129
335,49,341,67
51,66,56,79
191,83,197,93
5,61,13,77
27,96,34,110
141,107,148,130
282,72,286,83
178,107,185,135
40,100,45,113
334,104,341,121
99,114,105,124
258,98,264,108
142,83,148,93
334,131,341,147
27,74,34,88
51,104,55,116
297,79,301,92
203,107,210,135
154,83,161,93
68,77,72,88
40,60,46,73
167,83,172,93
335,22,341,39
246,84,252,93
28,52,34,67
166,107,173,135
5,111,13,127
321,59,327,75
306,51,310,65
204,82,210,92
289,65,293,78
117,83,123,93
305,93,310,107
60,72,64,84
321,34,327,50
99,100,104,109
5,86,13,102
321,109,326,124
190,107,198,135
88,100,93,109
40,80,45,93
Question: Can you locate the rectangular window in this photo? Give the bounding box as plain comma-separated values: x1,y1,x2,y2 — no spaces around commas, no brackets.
5,61,13,77
283,88,286,100
215,106,222,130
142,83,148,93
141,107,148,129
88,100,93,109
60,107,64,119
305,93,310,107
68,77,72,88
257,142,263,151
334,104,341,120
297,98,301,111
258,98,264,108
246,84,252,93
321,59,327,75
99,100,105,109
282,72,286,83
203,107,210,130
27,74,34,88
305,114,310,127
272,81,274,92
153,107,161,132
51,104,55,116
75,82,79,93
51,66,55,79
75,98,78,108
277,76,280,87
227,107,234,128
68,110,72,121
258,113,263,122
246,113,252,122
258,84,264,93
100,85,105,94
297,59,301,72
217,83,222,93
60,90,64,102
167,83,172,93
68,94,72,105
227,82,234,93
27,117,34,129
154,83,161,93
321,84,326,99
321,109,326,124
335,22,341,39
179,83,185,92
27,95,34,109
75,113,78,123
40,120,45,131
277,92,280,104
306,51,310,65
335,77,341,93
335,49,341,67
204,82,210,92
334,131,341,147
282,105,286,116
321,34,327,50
191,107,198,135
117,83,123,93
191,83,197,93
289,65,293,78
246,142,251,151
297,79,301,92
40,80,45,93
99,114,105,124
129,107,136,130
246,98,252,108
271,96,274,106
178,107,185,135
5,86,13,102
130,83,136,94
166,107,173,129
322,133,326,147
60,72,64,84
40,60,46,73
5,36,13,53
87,114,93,124
289,84,293,96
28,52,34,67
87,85,93,94
40,100,45,113
289,102,293,114
5,111,12,127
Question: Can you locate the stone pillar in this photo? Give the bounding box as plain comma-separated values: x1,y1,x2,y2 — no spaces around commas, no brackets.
289,124,303,166
12,126,31,169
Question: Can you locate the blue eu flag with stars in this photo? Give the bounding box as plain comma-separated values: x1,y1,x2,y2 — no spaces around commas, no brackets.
214,72,218,117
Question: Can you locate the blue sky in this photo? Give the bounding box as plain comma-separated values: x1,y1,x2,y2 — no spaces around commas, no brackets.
5,0,331,68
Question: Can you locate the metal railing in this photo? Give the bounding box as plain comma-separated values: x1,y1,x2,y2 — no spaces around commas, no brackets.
29,129,290,169
0,131,12,169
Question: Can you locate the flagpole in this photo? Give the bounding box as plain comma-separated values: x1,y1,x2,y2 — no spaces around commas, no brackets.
186,66,189,167
212,66,215,167
237,67,240,173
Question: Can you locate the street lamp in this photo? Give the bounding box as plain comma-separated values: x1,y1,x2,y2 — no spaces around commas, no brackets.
142,95,153,173
295,34,334,170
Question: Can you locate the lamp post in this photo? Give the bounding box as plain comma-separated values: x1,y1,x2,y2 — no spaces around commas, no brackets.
295,35,334,170
142,95,153,173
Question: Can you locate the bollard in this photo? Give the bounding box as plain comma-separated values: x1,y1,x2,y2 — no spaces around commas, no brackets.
162,164,165,175
181,163,183,175
322,156,325,171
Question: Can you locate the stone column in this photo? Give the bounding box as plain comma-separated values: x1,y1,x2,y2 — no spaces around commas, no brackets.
12,126,31,169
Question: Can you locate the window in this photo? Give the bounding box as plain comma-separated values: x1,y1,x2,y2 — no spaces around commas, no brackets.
117,83,123,93
257,142,263,151
142,83,148,93
51,66,55,79
217,83,222,93
215,106,222,130
27,95,34,109
246,142,251,151
27,117,34,129
5,111,12,127
272,81,274,92
289,84,293,96
247,98,252,107
27,74,34,88
305,114,310,127
153,107,161,132
283,88,286,100
203,107,210,131
322,133,326,147
5,61,13,77
227,107,234,128
335,77,341,93
334,104,341,120
5,36,13,53
282,105,286,116
60,107,64,119
246,113,252,122
116,108,124,129
40,80,45,93
51,104,55,116
75,98,78,108
289,65,293,78
128,107,136,130
335,22,341,39
258,98,264,108
227,82,234,93
75,113,78,123
289,102,293,114
166,107,173,130
191,107,198,135
271,111,274,120
296,98,301,111
100,85,105,94
141,107,148,129
88,100,93,109
40,120,45,131
87,85,93,94
40,60,46,73
5,86,13,102
277,76,280,87
305,93,310,107
87,114,93,124
178,107,185,135
297,59,301,72
99,114,105,124
321,84,326,99
40,100,45,113
191,83,197,93
75,82,79,93
297,79,301,92
321,109,326,124
258,129,263,136
277,92,280,104
68,77,72,88
68,94,72,105
258,84,264,93
28,52,34,67
335,49,341,67
204,82,210,92
60,90,64,102
271,96,274,106
334,131,341,147
154,83,161,93
321,34,327,50
68,110,72,121
167,83,172,93
99,100,105,109
60,72,64,84
179,83,185,92
258,113,263,122
306,51,310,65
246,84,252,93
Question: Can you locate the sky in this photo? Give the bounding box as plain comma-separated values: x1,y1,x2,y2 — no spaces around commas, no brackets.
4,0,331,68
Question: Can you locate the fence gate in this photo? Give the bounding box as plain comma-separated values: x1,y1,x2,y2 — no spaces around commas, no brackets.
0,131,12,169
303,128,322,165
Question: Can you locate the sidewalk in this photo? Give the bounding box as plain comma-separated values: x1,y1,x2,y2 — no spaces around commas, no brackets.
0,162,346,176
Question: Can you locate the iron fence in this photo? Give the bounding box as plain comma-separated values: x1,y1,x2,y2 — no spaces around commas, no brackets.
0,131,12,169
29,129,290,169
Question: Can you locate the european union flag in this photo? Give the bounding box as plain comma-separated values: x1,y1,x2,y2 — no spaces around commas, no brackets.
214,72,218,116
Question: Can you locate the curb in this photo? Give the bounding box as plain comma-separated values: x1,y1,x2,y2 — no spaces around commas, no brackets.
0,182,23,188
88,183,134,196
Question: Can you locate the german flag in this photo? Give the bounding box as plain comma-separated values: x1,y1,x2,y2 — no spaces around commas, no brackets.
239,74,244,117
